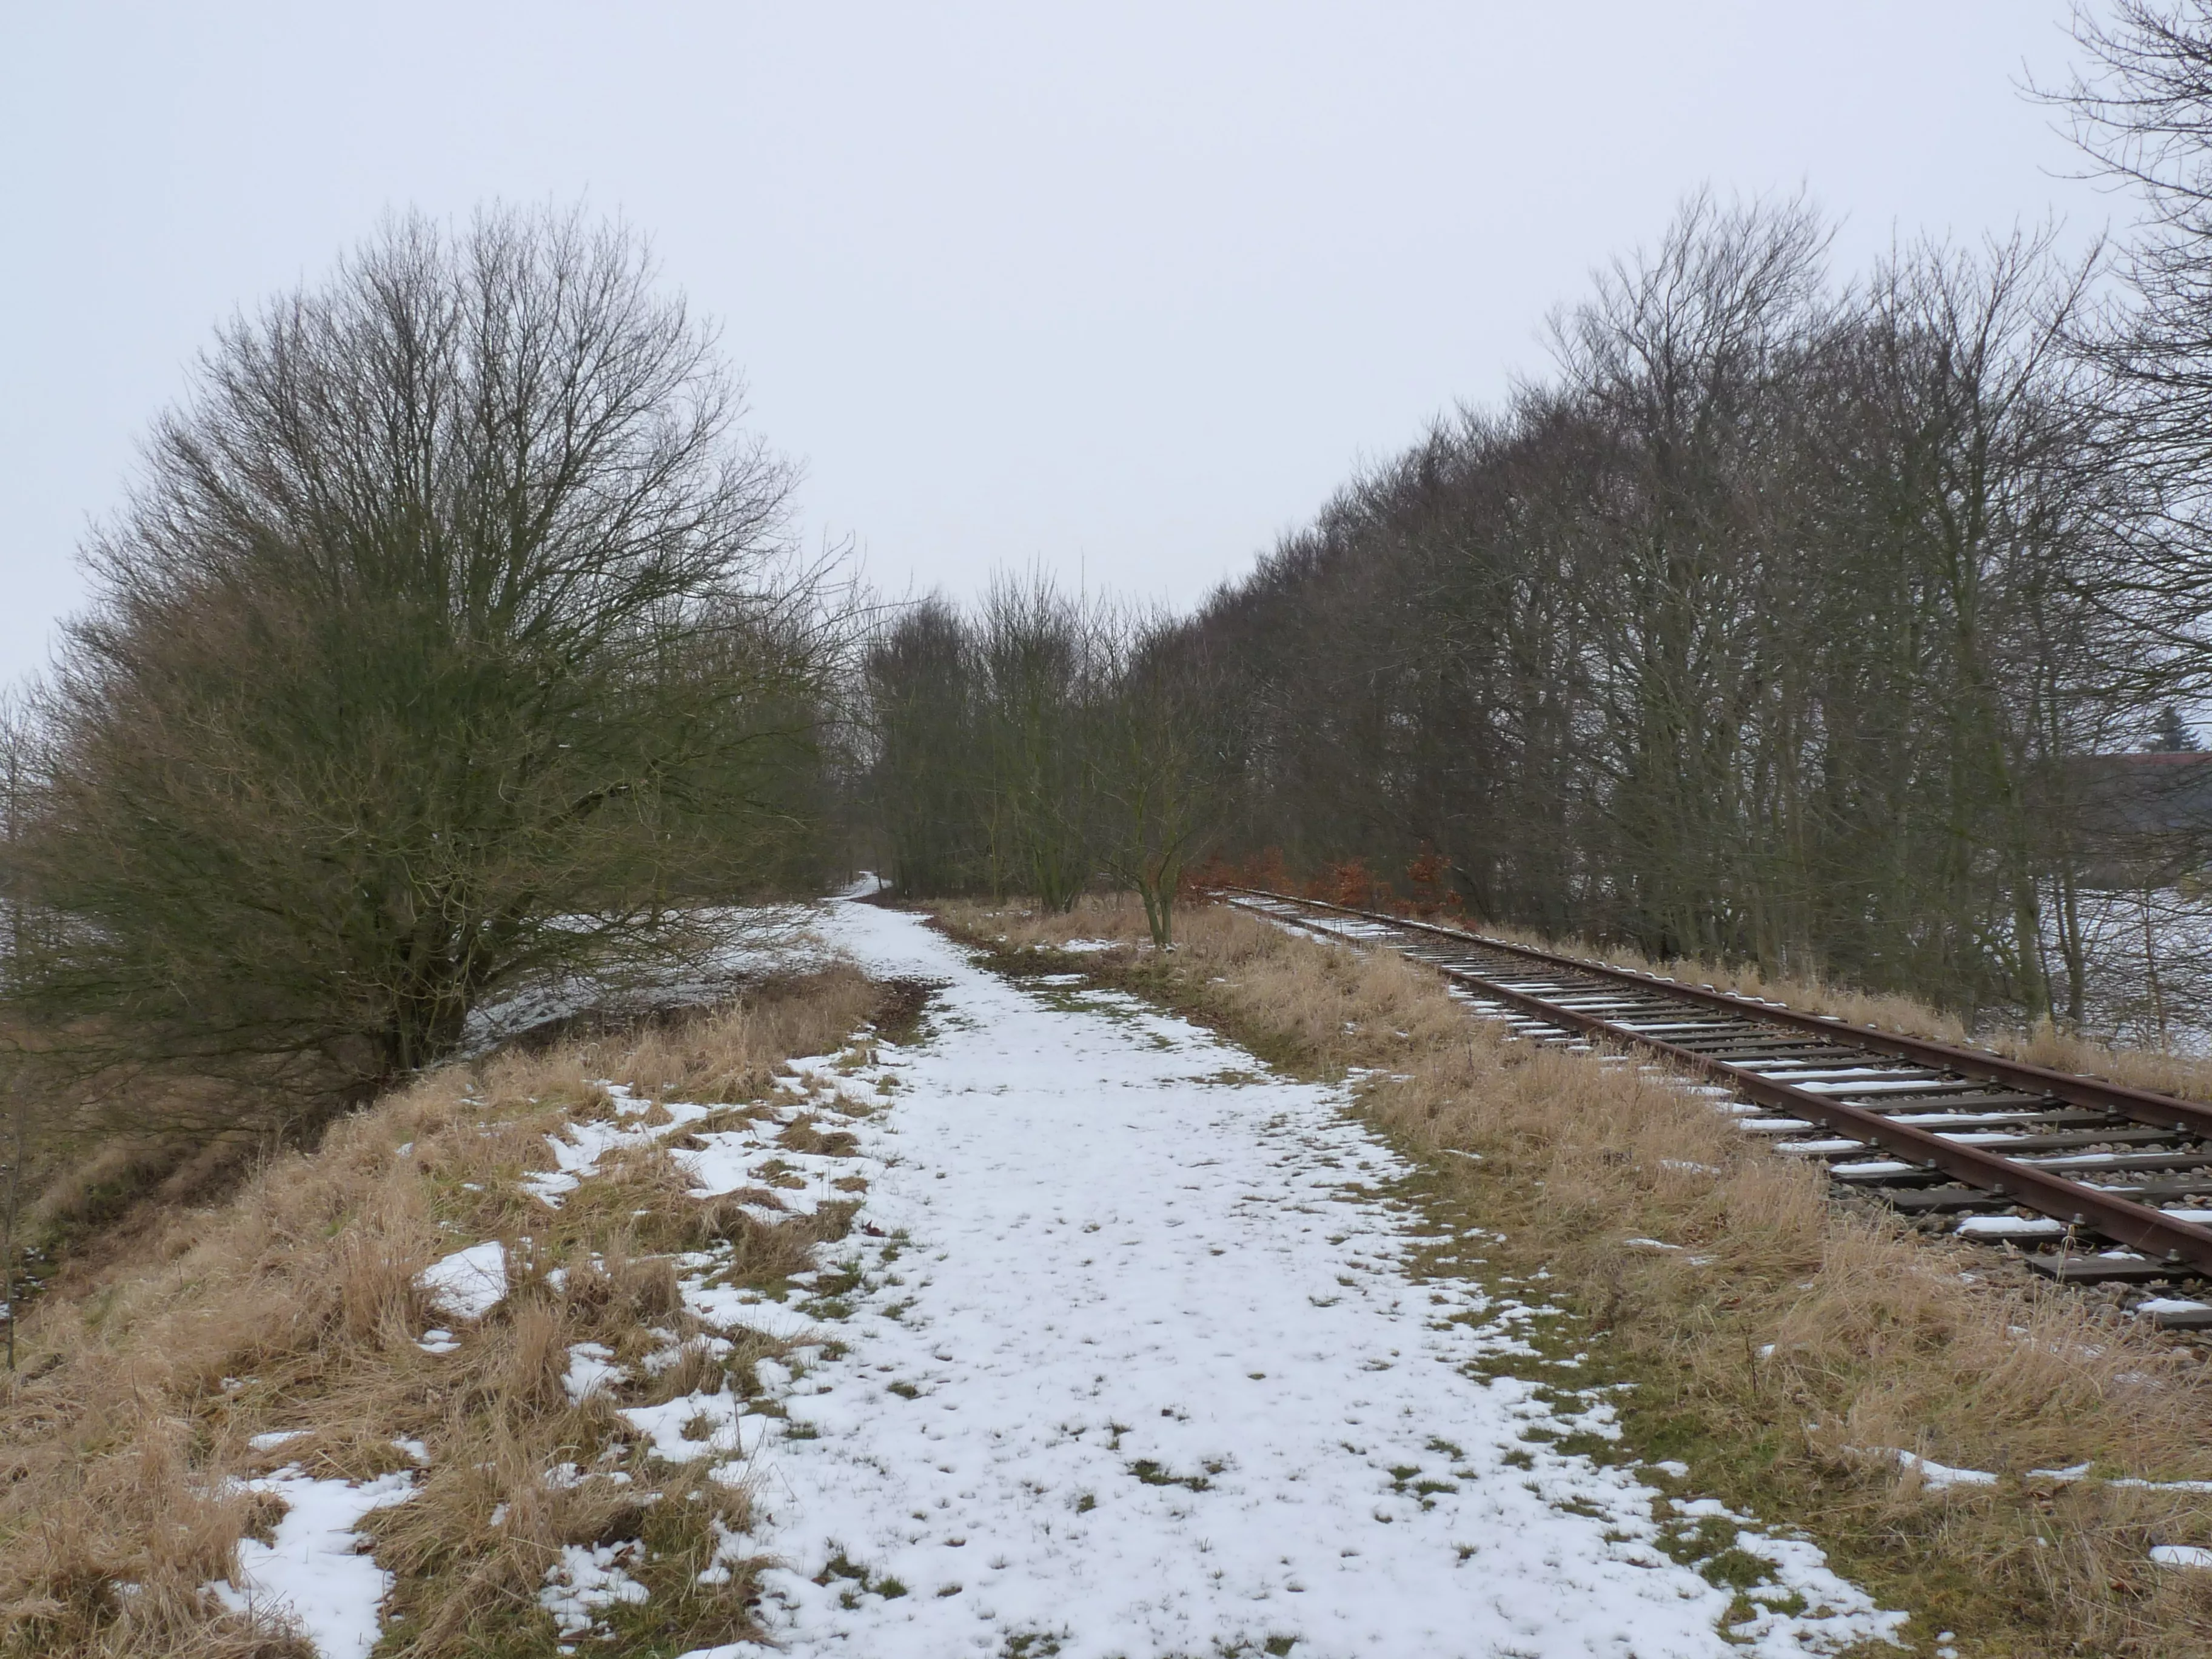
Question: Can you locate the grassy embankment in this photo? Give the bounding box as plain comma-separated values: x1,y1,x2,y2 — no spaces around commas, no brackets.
936,894,2212,1659
0,963,908,1659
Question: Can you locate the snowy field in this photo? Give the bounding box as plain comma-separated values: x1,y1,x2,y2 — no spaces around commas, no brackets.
709,903,1903,1658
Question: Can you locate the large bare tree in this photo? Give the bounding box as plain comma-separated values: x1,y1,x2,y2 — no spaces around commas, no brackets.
4,206,830,1122
2054,1,2212,702
1092,609,1227,947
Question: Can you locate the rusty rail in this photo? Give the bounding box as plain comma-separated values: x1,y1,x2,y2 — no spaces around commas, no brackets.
1224,886,2212,1278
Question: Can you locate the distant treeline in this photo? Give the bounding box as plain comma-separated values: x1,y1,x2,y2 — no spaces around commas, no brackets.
867,0,2212,1030
865,199,2187,1025
863,577,1219,948
1170,200,2133,1026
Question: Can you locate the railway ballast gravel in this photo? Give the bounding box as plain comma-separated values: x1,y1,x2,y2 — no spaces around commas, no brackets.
1225,887,2212,1330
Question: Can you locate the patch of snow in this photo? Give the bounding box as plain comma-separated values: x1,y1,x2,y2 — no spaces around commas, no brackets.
2151,1544,2212,1569
1876,1449,1998,1490
620,1389,773,1464
2026,1460,2212,1504
455,904,826,1058
753,1356,795,1393
2115,1475,2212,1493
416,1242,507,1321
415,1328,459,1355
565,1342,624,1403
541,1540,652,1638
680,1284,822,1343
677,1127,873,1216
544,1461,634,1492
207,1467,416,1659
521,1091,695,1207
1774,1138,1869,1156
645,1334,735,1375
1954,1216,2067,1238
249,1430,309,1452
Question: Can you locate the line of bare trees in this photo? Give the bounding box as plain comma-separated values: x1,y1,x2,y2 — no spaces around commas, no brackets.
868,205,2149,1022
865,5,2212,1038
863,574,1225,946
1158,199,2143,1027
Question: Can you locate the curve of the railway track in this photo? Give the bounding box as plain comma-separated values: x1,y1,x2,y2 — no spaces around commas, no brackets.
1222,886,2212,1330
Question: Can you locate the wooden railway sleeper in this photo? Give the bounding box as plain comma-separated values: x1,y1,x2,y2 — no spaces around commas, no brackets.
1228,887,2212,1146
1225,890,2212,1278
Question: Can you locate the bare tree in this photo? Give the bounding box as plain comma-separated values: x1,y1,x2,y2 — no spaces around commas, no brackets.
1547,190,1831,962
2,206,831,1122
0,693,31,1369
2052,2,2212,704
865,597,986,895
975,572,1101,910
1093,611,1225,947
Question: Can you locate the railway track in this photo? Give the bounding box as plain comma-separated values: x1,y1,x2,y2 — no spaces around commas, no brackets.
1224,886,2212,1330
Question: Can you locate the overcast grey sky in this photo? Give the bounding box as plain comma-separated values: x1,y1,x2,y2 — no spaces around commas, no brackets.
1,1,2119,686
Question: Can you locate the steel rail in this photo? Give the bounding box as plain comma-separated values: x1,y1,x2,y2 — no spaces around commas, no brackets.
1224,888,2212,1139
1223,887,2212,1276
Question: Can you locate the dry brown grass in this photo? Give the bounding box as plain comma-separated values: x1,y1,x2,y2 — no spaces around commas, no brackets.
0,964,888,1659
939,894,2212,1657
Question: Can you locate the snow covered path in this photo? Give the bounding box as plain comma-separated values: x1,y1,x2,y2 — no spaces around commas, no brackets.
729,903,1901,1658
